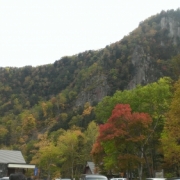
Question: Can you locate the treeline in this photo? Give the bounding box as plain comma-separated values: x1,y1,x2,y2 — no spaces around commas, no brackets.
0,9,179,117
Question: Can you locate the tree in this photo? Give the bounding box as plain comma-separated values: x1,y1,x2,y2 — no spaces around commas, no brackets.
0,125,8,145
54,93,67,115
84,121,98,160
31,133,60,180
92,104,152,180
57,127,86,179
171,54,180,80
82,102,93,116
38,143,60,180
95,77,172,176
21,111,36,135
161,79,180,176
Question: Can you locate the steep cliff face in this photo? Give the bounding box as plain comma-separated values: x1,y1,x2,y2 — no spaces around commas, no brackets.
127,45,151,89
161,16,180,44
75,74,110,106
128,15,180,89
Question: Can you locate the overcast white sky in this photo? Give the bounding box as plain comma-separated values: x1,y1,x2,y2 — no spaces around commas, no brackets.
0,0,180,67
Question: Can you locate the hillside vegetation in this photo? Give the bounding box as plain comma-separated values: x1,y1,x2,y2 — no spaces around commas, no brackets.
0,8,180,180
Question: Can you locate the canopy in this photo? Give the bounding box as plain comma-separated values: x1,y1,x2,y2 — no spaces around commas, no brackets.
8,164,35,169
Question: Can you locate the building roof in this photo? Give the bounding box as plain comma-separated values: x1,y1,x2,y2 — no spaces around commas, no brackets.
0,150,26,164
86,161,95,174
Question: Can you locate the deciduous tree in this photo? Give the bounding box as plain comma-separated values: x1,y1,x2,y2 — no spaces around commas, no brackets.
57,127,86,179
31,133,60,180
92,104,152,180
161,79,180,176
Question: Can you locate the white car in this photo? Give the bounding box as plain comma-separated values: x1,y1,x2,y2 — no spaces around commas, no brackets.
81,174,108,180
1,177,9,180
110,178,127,180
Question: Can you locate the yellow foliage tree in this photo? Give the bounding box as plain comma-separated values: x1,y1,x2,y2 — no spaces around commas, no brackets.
82,102,93,116
57,128,85,179
0,125,8,140
31,133,60,180
161,79,180,176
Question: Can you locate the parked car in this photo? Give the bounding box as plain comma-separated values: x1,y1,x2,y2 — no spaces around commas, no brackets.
80,174,108,180
146,178,167,180
0,177,9,180
110,178,127,180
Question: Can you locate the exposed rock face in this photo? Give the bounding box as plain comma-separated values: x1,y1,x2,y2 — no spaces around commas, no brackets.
75,75,110,106
127,45,151,89
161,17,180,45
128,16,180,89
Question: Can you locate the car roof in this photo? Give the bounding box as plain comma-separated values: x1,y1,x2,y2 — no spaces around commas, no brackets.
81,174,107,178
146,178,167,180
83,174,106,176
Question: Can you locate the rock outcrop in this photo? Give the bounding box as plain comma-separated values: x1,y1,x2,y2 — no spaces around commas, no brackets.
75,74,110,106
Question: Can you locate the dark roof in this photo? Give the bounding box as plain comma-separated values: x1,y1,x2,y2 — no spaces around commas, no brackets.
0,150,26,164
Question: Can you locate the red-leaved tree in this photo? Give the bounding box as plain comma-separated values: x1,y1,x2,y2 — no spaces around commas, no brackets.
91,104,152,180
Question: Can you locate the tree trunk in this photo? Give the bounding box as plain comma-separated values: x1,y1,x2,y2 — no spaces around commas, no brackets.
144,152,153,177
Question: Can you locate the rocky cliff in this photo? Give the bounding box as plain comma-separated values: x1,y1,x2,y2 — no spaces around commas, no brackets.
75,11,180,106
75,74,110,106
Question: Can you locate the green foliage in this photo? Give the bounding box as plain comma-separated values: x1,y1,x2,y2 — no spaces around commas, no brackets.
161,78,180,176
92,104,153,177
56,128,86,179
95,77,172,176
96,77,172,123
170,54,180,80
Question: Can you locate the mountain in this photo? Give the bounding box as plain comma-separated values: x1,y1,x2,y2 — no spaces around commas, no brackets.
0,8,180,151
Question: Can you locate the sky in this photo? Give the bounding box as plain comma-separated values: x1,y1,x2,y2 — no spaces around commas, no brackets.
0,1,180,68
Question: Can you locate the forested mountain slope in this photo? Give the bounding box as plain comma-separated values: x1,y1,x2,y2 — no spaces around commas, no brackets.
1,9,180,113
0,8,180,167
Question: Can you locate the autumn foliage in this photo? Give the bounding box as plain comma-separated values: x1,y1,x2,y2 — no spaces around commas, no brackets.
161,79,180,175
91,104,152,173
